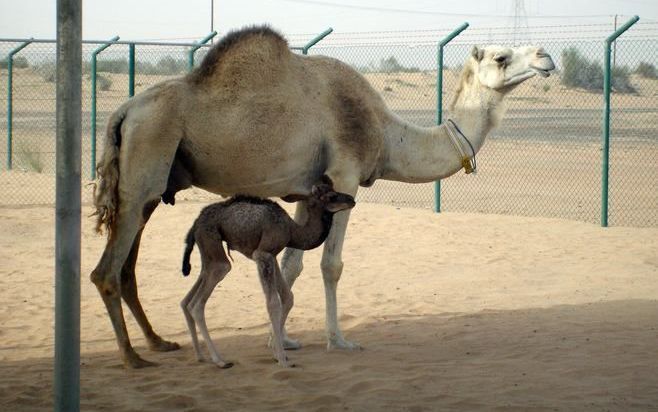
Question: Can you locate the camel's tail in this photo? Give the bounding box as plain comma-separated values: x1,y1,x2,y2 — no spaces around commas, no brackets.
182,224,196,276
92,105,128,238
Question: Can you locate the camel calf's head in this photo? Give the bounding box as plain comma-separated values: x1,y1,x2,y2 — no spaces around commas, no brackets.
470,45,556,90
309,176,356,213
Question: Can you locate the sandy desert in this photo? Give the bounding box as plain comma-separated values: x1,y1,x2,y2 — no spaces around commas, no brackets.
1,197,657,411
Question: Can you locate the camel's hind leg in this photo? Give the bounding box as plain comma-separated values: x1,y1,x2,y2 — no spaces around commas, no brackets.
91,124,181,367
120,200,180,352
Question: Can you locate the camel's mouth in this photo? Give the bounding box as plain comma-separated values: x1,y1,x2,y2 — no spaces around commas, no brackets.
530,56,555,78
533,67,551,78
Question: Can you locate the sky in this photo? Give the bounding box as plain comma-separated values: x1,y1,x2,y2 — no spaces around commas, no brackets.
0,0,656,42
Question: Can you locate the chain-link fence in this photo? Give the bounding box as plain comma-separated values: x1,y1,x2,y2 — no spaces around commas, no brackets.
1,22,657,226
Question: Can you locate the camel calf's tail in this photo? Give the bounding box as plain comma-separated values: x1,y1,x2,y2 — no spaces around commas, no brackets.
92,105,128,238
182,225,196,276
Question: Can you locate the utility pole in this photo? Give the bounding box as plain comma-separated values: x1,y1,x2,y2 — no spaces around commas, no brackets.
210,0,215,43
511,0,529,46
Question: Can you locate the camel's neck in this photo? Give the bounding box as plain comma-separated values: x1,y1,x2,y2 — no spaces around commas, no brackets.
287,206,333,251
379,77,505,183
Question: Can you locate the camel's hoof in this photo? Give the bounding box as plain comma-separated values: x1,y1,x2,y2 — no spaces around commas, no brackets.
124,354,158,369
148,337,181,352
327,337,362,351
216,361,234,369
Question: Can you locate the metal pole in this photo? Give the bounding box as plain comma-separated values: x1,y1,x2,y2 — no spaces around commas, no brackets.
128,43,135,97
434,22,469,213
301,27,333,55
90,35,119,179
188,31,217,71
601,15,639,227
54,0,81,410
6,40,32,170
613,15,618,68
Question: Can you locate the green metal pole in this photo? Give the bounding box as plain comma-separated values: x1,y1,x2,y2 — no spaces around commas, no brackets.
128,43,135,97
90,36,119,179
6,39,32,170
302,27,333,55
188,31,217,71
434,22,469,213
601,15,639,227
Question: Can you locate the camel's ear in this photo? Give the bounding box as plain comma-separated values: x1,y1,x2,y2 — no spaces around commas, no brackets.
471,46,484,62
281,194,307,203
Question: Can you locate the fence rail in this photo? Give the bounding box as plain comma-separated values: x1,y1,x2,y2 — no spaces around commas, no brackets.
1,22,657,227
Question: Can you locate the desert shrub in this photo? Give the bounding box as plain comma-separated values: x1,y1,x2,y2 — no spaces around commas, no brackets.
358,56,420,74
379,56,420,73
97,74,112,91
1,56,30,69
561,48,603,91
610,65,636,93
34,62,57,83
97,58,128,74
561,47,635,93
635,62,658,79
542,84,551,93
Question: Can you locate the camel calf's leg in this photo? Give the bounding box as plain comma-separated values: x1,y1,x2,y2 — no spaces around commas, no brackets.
254,251,289,367
185,232,233,368
276,200,309,350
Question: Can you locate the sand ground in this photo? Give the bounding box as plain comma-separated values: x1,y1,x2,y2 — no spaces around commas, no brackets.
1,200,657,411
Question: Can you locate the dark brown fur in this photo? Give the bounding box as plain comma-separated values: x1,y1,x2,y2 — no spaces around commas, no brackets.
188,25,287,85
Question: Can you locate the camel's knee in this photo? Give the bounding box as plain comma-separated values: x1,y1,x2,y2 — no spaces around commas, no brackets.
93,274,121,299
321,259,344,284
281,249,304,285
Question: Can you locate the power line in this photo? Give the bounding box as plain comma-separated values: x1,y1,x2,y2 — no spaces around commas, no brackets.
274,0,614,19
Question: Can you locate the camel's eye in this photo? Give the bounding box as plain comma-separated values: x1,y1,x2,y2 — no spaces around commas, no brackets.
494,55,507,64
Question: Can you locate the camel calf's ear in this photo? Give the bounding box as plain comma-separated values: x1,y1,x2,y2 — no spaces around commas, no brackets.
320,175,334,188
281,194,308,203
471,46,484,62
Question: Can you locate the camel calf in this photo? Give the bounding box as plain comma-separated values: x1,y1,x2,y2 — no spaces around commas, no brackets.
180,177,355,368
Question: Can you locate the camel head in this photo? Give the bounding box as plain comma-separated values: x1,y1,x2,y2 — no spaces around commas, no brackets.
469,45,555,90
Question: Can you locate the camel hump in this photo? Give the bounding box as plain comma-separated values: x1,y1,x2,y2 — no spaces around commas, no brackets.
188,25,290,86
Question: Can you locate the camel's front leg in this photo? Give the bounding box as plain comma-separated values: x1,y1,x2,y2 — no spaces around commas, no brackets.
120,210,180,353
321,207,361,350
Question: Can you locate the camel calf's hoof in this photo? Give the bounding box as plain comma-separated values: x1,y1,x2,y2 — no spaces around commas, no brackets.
215,361,234,369
269,334,302,350
327,337,362,351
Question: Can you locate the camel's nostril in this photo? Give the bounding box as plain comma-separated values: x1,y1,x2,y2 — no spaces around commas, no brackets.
536,48,549,58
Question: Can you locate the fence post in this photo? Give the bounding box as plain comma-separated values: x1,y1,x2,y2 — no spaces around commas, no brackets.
5,39,32,170
601,15,639,227
302,28,333,55
434,22,469,213
188,31,217,71
90,35,119,179
128,43,135,97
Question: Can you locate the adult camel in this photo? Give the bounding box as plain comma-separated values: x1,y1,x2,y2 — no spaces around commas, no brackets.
91,25,555,367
